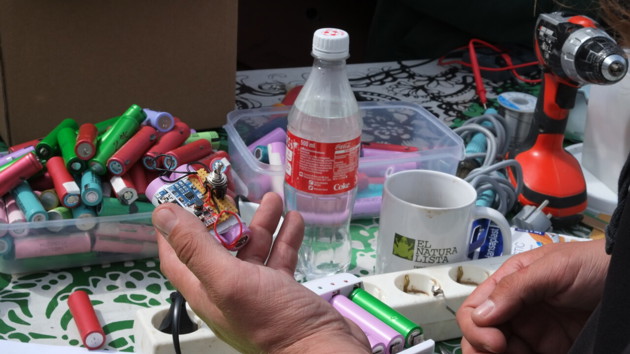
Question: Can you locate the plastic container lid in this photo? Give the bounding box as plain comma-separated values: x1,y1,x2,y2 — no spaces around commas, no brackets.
312,28,349,60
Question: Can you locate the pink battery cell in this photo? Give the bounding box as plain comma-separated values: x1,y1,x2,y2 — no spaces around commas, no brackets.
247,127,286,153
330,295,404,354
14,232,91,259
68,290,106,350
95,223,157,243
0,197,8,238
0,152,44,197
92,236,158,254
5,195,28,238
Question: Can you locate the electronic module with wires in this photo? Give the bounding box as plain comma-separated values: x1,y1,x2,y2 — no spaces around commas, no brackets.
146,161,251,251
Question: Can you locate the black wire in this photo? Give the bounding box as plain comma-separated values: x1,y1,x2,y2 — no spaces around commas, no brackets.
172,293,183,354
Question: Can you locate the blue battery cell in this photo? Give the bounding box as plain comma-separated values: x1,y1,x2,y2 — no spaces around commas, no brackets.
143,108,175,132
12,181,48,222
80,170,103,207
0,236,13,258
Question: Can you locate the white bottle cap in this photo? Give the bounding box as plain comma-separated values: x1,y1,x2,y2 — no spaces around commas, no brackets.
312,28,349,60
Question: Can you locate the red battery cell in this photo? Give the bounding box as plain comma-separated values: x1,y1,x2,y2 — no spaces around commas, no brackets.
162,138,213,170
68,290,106,350
0,152,44,197
47,156,81,208
198,150,229,168
75,123,99,161
8,138,43,153
142,121,191,170
28,170,55,191
110,173,138,205
107,125,158,176
128,163,149,196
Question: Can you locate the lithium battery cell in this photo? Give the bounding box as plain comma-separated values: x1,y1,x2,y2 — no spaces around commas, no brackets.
110,174,138,205
162,138,213,170
71,204,97,231
349,288,424,348
0,197,8,238
331,294,403,354
142,121,191,170
143,108,175,132
0,236,13,258
14,232,91,259
12,181,48,222
90,105,147,175
75,123,98,161
107,125,158,176
0,152,44,197
185,131,220,150
47,156,81,208
5,195,29,238
36,118,79,161
80,170,103,207
0,146,34,167
68,290,106,350
46,206,73,232
58,126,86,173
38,189,60,211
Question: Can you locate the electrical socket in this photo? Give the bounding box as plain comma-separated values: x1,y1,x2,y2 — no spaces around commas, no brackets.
360,255,509,342
133,304,237,354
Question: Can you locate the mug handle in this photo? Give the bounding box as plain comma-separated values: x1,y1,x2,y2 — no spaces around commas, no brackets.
469,206,513,255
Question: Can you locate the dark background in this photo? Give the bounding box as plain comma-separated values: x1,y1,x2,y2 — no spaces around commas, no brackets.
237,0,378,70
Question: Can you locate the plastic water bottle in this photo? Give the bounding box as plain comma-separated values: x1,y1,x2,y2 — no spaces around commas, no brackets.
284,28,362,280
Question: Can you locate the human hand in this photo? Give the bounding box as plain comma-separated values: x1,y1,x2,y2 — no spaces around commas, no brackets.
456,239,610,353
153,192,370,353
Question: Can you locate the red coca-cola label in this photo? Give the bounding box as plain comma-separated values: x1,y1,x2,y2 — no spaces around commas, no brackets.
285,132,360,195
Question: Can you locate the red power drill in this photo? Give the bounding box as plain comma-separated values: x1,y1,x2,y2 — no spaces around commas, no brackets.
509,12,628,223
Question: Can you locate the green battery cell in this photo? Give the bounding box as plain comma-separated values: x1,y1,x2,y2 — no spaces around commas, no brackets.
185,131,220,150
46,206,73,232
89,105,147,175
97,197,154,224
39,189,60,210
95,116,122,135
57,126,86,173
36,118,79,161
349,288,424,347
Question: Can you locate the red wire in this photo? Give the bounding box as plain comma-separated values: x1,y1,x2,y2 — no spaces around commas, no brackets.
212,210,243,249
438,38,542,85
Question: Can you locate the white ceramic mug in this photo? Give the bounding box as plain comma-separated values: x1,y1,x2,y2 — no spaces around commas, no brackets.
375,170,512,273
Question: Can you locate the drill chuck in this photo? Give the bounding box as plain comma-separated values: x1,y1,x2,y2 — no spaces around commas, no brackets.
564,28,628,84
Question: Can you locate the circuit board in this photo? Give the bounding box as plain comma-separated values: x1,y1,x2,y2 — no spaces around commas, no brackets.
153,169,238,233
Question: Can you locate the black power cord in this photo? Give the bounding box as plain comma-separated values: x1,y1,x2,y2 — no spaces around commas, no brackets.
158,291,198,354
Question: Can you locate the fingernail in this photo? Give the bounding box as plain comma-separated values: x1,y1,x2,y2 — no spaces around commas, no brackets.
473,299,495,318
154,208,177,239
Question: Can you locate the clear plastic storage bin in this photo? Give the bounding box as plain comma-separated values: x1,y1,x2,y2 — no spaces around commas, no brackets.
224,101,465,218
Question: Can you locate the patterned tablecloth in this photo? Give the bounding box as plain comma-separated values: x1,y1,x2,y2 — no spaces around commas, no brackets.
0,59,537,353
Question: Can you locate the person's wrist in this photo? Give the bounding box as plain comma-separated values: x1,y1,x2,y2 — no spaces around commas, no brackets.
272,331,371,354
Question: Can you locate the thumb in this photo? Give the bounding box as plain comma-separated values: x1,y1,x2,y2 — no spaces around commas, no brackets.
153,203,233,283
472,262,553,326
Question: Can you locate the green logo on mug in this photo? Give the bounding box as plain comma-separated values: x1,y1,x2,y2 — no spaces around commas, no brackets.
392,233,415,260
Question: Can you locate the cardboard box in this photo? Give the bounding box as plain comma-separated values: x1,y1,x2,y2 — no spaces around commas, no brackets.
0,0,237,145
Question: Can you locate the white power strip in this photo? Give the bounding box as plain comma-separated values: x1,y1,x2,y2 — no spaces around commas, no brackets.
360,256,509,342
133,256,508,353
